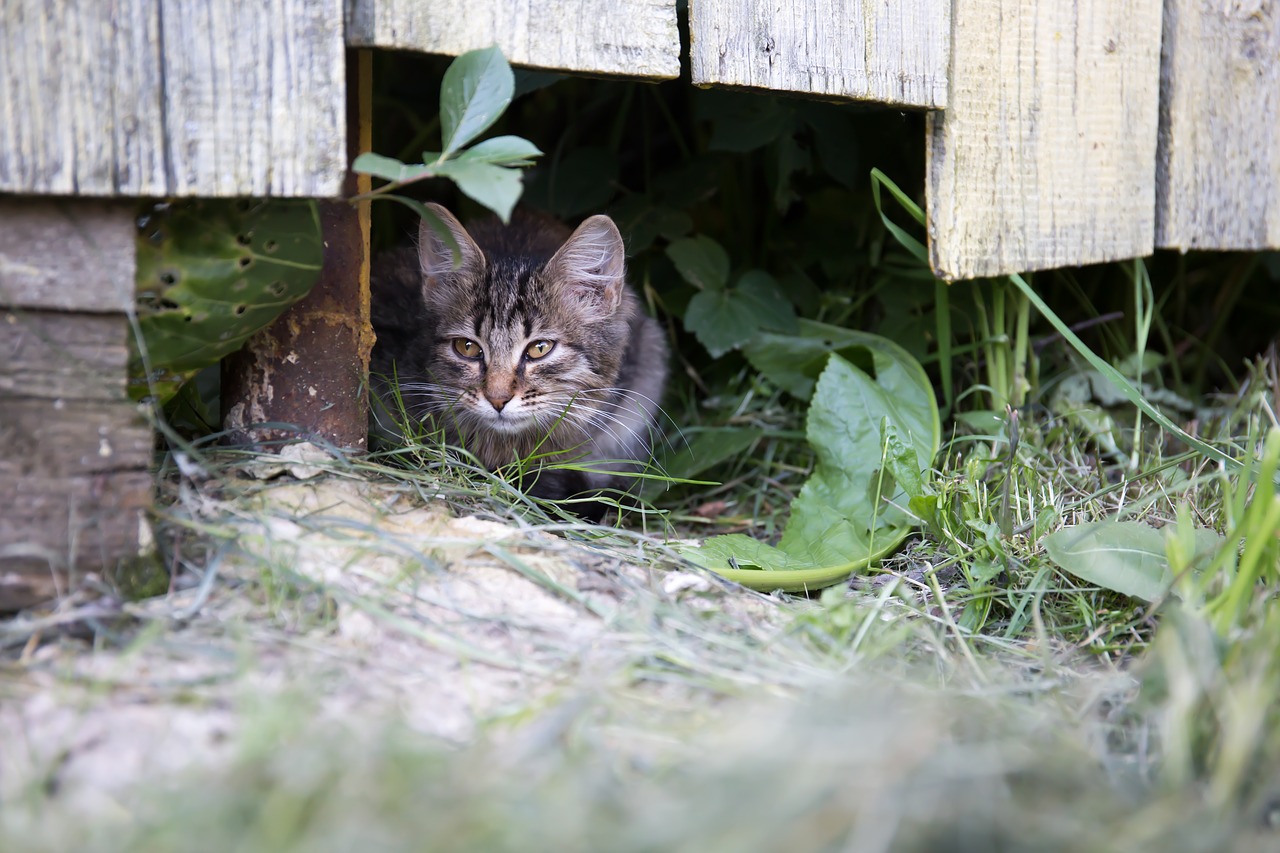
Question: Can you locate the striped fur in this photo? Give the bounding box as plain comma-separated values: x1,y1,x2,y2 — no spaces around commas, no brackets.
370,204,669,516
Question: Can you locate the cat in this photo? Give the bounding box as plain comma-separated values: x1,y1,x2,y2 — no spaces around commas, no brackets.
369,204,669,520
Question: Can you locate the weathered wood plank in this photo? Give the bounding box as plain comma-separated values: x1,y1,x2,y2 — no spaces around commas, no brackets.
0,332,153,612
0,311,130,401
687,0,949,108
1156,1,1280,251
0,0,346,198
345,0,680,79
0,469,153,611
926,0,1164,280
0,201,152,611
0,199,136,313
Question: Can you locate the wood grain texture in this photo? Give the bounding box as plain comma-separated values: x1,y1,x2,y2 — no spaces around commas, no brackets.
1156,0,1280,250
0,199,136,312
345,0,680,79
927,0,1164,280
0,199,152,609
0,318,153,611
0,0,346,197
688,0,949,108
0,311,131,402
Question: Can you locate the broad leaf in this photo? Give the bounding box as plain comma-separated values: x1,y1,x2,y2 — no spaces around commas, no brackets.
440,46,514,154
131,199,323,401
744,319,930,403
434,159,523,223
691,347,940,591
736,271,798,334
683,272,797,358
666,235,729,291
659,427,764,481
683,289,763,358
1043,520,1224,602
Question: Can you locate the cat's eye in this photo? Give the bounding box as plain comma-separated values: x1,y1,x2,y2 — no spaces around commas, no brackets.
452,338,482,359
525,340,555,360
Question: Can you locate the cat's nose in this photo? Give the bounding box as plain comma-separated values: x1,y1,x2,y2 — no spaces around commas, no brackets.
485,390,514,411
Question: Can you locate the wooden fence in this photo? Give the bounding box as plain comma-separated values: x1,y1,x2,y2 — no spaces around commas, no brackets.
1,0,1277,609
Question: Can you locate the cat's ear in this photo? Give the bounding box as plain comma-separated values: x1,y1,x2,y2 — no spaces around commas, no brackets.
546,215,626,316
417,204,483,283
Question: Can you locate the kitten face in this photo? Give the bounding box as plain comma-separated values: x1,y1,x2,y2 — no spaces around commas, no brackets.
430,288,606,435
409,205,631,454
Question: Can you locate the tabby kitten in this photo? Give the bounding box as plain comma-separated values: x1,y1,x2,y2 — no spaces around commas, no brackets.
370,204,669,518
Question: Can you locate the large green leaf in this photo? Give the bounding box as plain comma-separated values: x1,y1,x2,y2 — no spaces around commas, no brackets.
130,199,323,402
688,343,940,592
440,46,514,154
1043,520,1224,602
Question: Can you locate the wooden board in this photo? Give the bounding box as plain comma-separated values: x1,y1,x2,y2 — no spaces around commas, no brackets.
926,0,1164,281
345,0,680,79
688,0,949,108
0,0,346,198
0,199,136,313
0,315,153,613
0,200,152,612
1156,1,1280,251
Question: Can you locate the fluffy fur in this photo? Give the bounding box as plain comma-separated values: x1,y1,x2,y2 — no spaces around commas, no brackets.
370,204,669,518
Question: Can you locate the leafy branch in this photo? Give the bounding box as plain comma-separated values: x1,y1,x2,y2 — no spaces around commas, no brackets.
352,46,542,224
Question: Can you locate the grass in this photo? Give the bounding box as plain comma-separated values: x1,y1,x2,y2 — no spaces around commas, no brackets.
4,343,1279,851
6,150,1280,851
6,246,1280,850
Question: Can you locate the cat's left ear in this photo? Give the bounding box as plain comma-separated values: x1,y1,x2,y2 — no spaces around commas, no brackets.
546,215,626,316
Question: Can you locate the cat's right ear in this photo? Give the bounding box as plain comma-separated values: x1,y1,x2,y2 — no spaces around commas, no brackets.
417,204,483,284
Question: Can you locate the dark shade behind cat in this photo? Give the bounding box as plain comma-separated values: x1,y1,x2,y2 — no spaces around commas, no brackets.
370,204,668,519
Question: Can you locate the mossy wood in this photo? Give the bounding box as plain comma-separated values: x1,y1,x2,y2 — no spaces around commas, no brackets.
687,0,950,109
0,201,151,612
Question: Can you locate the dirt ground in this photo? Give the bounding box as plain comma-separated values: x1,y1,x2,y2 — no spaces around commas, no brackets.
1,474,778,819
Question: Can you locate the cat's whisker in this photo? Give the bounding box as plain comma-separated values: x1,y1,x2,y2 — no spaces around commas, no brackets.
540,396,682,456
541,387,687,450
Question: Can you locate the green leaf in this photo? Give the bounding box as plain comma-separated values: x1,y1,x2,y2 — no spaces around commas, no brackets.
744,319,929,403
694,347,940,592
683,271,798,358
456,135,543,166
883,420,925,501
352,152,433,183
1043,520,1224,602
736,271,798,334
659,427,764,481
440,46,514,154
131,199,323,401
665,236,729,291
683,289,761,358
434,159,523,223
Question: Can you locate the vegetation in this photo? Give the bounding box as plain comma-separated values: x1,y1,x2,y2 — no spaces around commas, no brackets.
5,45,1280,853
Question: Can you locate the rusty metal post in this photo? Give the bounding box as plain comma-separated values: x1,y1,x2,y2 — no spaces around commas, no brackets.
222,50,373,452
